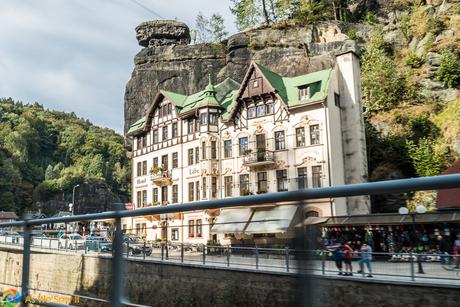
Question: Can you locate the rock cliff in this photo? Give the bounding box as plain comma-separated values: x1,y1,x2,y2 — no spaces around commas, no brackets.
124,20,358,133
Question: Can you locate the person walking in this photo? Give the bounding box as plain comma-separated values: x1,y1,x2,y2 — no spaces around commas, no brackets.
437,235,451,264
330,243,344,275
342,242,354,276
357,243,373,277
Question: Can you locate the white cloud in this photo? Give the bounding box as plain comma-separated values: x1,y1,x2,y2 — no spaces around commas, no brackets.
0,0,236,133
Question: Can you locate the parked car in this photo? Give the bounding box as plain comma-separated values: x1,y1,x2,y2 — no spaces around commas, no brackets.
122,235,152,256
58,233,85,249
85,236,112,252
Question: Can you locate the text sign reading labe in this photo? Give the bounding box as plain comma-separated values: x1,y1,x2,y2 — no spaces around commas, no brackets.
189,168,199,175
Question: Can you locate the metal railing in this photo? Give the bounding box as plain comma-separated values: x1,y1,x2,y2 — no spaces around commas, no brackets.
0,174,460,307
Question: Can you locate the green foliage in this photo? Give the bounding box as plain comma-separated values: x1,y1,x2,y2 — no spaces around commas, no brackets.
0,98,131,213
435,49,460,88
404,52,424,68
194,12,228,43
361,29,405,112
406,138,443,177
364,11,377,24
346,27,358,40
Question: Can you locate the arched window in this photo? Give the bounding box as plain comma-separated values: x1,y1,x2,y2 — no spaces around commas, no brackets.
305,210,319,218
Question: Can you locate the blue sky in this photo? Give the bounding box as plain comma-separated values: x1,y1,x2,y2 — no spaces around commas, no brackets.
0,0,236,133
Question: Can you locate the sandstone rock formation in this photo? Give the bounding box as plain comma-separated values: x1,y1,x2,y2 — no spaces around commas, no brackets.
124,21,358,133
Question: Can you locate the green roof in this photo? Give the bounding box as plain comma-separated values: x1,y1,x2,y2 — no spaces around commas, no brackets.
127,117,146,135
127,64,333,133
255,63,332,107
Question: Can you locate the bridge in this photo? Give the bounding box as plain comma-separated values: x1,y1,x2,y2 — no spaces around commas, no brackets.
1,174,460,306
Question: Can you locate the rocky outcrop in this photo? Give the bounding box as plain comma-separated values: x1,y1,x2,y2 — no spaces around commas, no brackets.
124,21,358,133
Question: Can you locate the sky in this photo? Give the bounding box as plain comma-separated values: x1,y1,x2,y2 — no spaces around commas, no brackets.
0,0,237,133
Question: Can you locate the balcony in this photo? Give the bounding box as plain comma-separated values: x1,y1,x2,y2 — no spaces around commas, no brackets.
150,170,172,185
242,150,275,167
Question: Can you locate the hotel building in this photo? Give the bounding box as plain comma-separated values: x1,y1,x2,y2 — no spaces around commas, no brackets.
124,51,370,245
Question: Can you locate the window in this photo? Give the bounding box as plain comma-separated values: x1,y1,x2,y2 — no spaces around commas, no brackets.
209,113,217,125
136,162,141,177
195,180,200,201
172,185,178,203
167,103,172,115
247,107,256,118
196,219,202,237
305,210,319,218
136,137,142,150
153,157,158,168
136,191,141,207
202,177,207,199
142,190,147,207
172,122,178,138
152,188,158,203
253,80,259,88
239,137,248,155
200,113,207,125
171,228,179,241
257,172,268,194
188,148,194,165
298,167,307,190
201,141,206,159
162,126,168,141
188,182,194,202
142,161,147,176
274,131,285,150
224,176,233,197
211,177,217,199
312,166,322,188
161,186,168,204
296,127,305,147
240,174,250,196
299,85,310,100
172,152,178,168
195,147,200,164
224,140,232,158
153,129,159,144
266,102,274,114
188,220,195,237
310,124,320,145
256,104,266,117
276,170,288,192
161,155,168,170
187,118,194,134
334,93,340,108
211,141,217,159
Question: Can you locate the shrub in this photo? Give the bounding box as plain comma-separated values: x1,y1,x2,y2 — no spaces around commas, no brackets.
436,49,460,88
406,138,443,177
404,52,424,68
346,27,358,40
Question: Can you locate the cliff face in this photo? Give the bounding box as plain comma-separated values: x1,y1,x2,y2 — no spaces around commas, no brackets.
124,20,358,133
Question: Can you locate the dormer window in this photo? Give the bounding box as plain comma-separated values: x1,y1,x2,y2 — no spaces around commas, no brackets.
298,85,310,101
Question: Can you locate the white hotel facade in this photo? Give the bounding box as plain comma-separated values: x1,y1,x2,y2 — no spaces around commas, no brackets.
124,51,370,245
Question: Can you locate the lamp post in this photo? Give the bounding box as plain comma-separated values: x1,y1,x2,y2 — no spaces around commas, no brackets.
399,205,426,274
69,184,80,233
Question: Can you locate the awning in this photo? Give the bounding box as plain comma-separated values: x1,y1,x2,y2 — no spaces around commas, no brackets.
299,217,329,226
322,212,460,226
244,205,298,234
210,208,252,234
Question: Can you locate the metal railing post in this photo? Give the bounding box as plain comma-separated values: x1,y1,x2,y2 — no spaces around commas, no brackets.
322,250,326,275
181,243,184,263
143,241,146,260
255,246,259,270
285,247,290,272
21,215,32,307
161,243,164,261
202,244,206,265
40,237,43,249
226,246,230,267
409,252,415,281
111,203,125,307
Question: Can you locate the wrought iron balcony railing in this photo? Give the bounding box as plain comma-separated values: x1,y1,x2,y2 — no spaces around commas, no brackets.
242,150,275,166
150,170,172,185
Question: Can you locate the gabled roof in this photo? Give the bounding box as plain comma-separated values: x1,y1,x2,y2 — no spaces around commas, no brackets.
126,117,146,135
0,211,18,220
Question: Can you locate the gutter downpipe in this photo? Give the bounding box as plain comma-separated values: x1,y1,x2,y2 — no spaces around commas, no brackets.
322,101,334,217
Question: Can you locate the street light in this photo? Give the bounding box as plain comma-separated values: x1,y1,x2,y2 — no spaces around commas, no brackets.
399,204,427,274
69,184,80,233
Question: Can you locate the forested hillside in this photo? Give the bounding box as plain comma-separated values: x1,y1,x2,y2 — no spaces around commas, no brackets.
0,98,131,214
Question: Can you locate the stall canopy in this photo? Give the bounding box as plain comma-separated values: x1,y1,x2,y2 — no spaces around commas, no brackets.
245,205,298,234
210,208,252,234
322,211,460,226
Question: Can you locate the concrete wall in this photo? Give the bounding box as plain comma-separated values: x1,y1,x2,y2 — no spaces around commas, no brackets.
1,249,459,307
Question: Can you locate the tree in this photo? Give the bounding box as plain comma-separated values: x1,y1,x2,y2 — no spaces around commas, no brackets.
230,0,265,30
195,12,228,43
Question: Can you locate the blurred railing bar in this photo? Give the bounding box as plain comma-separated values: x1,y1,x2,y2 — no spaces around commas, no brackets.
2,173,460,229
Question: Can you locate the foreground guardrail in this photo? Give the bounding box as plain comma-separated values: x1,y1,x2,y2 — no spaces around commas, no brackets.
0,174,459,307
